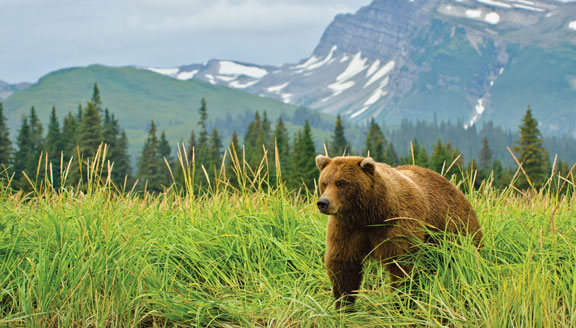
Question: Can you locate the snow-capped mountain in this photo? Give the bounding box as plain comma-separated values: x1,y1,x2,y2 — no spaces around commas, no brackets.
144,0,576,136
0,80,31,101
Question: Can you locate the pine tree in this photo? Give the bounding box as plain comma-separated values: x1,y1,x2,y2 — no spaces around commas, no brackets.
61,112,78,157
226,131,241,188
77,101,102,159
290,120,317,190
14,108,44,189
91,83,102,111
0,102,13,168
364,119,386,162
158,130,172,184
111,130,132,186
388,143,398,166
430,139,449,173
478,137,493,178
513,106,549,188
416,144,429,168
187,130,197,161
28,106,44,155
196,98,210,168
330,115,350,156
244,112,267,169
44,107,63,186
14,116,31,181
272,117,290,184
137,121,166,192
262,110,271,146
209,128,222,170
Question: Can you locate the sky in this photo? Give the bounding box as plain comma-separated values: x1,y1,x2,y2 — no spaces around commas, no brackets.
0,0,371,83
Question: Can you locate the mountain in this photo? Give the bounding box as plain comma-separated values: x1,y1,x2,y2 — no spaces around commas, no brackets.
0,80,31,101
144,0,576,137
2,65,336,160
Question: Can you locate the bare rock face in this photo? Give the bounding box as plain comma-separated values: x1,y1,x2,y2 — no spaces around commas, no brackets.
146,0,576,136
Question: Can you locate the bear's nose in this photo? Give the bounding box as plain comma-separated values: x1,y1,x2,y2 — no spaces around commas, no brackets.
317,198,330,212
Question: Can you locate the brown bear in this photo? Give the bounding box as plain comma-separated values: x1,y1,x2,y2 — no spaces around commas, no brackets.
315,155,482,309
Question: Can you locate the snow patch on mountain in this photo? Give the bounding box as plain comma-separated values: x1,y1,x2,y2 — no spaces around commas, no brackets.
485,12,501,24
219,61,268,78
364,87,387,106
229,80,258,89
478,0,512,9
148,67,179,76
466,9,483,18
365,61,395,87
366,59,381,77
267,82,289,93
305,46,338,71
328,80,356,96
465,98,486,128
281,94,292,103
336,52,368,82
177,70,198,80
570,20,576,30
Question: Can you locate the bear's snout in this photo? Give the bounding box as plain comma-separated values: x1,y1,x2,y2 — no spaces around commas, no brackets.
317,198,330,213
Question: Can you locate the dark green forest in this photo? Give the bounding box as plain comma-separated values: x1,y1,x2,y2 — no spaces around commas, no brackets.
0,84,573,193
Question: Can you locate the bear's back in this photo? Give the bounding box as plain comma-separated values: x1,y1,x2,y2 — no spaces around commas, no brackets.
395,165,482,241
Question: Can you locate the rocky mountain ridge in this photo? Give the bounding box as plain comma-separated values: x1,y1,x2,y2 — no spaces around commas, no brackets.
144,0,576,136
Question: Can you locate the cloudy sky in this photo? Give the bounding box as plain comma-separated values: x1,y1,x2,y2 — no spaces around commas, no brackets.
0,0,371,83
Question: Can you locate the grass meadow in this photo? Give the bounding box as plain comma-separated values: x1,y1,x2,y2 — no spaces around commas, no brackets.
1,146,575,327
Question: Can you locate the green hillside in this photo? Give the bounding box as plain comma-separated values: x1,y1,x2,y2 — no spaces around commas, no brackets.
3,65,333,159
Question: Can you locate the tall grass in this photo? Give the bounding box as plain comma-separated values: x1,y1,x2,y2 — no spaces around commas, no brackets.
0,145,575,327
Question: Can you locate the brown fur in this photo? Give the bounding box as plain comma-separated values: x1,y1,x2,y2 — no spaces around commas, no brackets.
316,155,482,309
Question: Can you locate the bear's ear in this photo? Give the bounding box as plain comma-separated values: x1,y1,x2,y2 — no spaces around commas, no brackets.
360,157,376,175
316,155,332,171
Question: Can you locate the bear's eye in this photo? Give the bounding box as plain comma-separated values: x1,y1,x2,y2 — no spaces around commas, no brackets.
321,182,327,189
336,180,347,188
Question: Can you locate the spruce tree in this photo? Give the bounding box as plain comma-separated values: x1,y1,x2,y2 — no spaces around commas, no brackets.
290,120,317,190
28,106,44,155
388,143,398,166
244,112,267,169
364,119,386,162
329,115,350,156
478,137,493,178
137,121,165,192
226,131,241,188
430,139,449,173
262,111,271,146
272,117,290,184
416,144,429,168
158,130,172,184
14,109,44,189
0,102,13,168
91,83,102,110
14,116,31,180
77,101,102,159
187,130,197,160
513,106,549,188
209,128,222,170
44,107,63,186
196,98,210,168
61,112,78,157
112,130,132,186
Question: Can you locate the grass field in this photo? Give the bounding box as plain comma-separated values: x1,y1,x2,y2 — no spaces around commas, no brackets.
1,150,575,327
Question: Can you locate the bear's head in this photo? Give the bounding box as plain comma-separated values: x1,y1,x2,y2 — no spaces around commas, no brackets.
315,155,378,218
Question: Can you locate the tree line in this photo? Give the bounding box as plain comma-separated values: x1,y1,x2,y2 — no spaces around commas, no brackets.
0,84,573,193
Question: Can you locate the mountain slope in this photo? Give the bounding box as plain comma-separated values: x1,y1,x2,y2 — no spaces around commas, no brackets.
144,0,576,137
3,65,321,159
0,80,31,101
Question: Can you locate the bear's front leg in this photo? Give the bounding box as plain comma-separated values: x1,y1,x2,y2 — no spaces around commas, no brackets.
325,216,368,310
326,259,363,310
